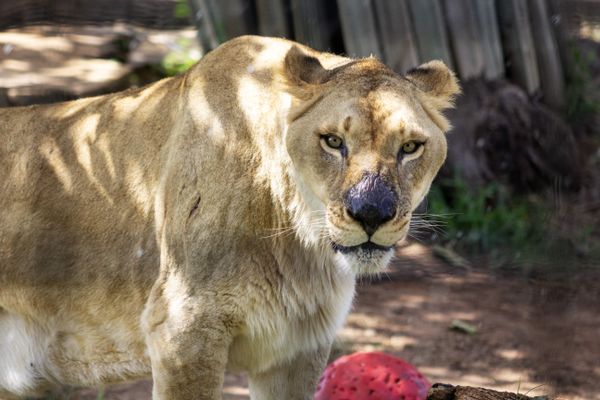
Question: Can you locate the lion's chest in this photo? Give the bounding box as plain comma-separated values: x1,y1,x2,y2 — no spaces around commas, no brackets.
226,273,355,373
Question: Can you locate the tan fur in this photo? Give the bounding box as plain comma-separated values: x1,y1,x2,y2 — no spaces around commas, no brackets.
0,36,459,399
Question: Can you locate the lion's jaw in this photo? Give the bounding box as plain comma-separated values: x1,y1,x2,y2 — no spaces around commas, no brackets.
326,208,410,275
332,243,396,275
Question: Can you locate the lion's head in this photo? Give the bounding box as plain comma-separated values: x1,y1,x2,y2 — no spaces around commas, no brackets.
283,46,460,274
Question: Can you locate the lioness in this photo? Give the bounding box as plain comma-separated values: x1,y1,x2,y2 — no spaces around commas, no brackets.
0,36,458,399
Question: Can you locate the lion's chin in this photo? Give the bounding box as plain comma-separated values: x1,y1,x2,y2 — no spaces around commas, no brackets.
331,242,394,275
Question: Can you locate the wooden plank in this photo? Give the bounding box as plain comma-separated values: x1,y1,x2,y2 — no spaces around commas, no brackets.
336,0,382,59
473,0,505,79
0,0,185,30
497,0,540,94
443,0,485,79
428,383,547,400
407,0,454,68
289,0,333,51
373,0,420,73
206,0,256,40
255,0,290,38
187,0,220,51
528,0,566,110
547,0,575,83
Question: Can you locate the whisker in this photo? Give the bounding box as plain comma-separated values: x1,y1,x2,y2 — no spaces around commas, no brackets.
260,229,296,239
412,212,457,218
264,226,294,232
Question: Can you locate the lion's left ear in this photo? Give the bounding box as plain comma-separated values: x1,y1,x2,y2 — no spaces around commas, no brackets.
405,60,460,131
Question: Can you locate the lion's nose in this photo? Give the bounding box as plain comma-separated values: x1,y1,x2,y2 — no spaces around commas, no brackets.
344,173,398,236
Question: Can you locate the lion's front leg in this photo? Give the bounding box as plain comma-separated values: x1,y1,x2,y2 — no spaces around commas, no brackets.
248,344,331,400
146,326,230,400
143,280,234,400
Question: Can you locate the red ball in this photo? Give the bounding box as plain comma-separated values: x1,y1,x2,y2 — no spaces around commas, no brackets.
314,352,430,400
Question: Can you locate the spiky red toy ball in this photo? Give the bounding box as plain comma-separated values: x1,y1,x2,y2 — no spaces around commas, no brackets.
314,352,430,400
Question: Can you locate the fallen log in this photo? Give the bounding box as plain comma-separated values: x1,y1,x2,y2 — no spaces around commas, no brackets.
427,383,549,400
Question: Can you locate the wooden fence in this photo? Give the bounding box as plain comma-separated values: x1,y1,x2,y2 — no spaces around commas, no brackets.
189,0,576,110
0,0,189,29
0,0,586,110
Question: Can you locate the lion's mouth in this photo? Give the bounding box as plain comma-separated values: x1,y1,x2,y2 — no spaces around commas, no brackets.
331,241,392,254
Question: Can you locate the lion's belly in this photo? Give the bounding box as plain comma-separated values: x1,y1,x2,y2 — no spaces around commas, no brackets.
0,308,150,397
0,311,50,397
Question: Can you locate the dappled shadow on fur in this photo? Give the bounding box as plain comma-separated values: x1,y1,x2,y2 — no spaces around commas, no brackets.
0,78,177,289
0,73,181,391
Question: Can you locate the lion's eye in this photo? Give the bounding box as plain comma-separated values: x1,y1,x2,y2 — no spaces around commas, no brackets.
323,134,344,150
401,141,420,155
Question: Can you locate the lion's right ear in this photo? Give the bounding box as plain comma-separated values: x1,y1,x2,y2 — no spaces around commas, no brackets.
283,45,333,88
405,60,460,131
405,60,460,111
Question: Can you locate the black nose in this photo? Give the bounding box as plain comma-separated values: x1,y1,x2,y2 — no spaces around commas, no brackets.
344,173,398,236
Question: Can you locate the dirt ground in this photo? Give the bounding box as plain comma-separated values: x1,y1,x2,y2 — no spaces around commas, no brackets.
68,243,600,400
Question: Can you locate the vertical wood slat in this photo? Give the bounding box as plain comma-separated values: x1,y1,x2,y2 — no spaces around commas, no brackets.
202,0,228,43
336,0,382,59
207,0,256,40
187,0,220,51
443,0,485,79
547,0,575,83
473,0,505,79
528,0,565,109
497,0,540,94
373,0,419,73
407,0,454,68
289,0,333,51
255,0,290,38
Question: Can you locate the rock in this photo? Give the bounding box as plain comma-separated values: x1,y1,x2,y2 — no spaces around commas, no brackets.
445,79,582,192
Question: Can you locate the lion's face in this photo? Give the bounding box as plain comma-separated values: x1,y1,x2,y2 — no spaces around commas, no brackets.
284,49,459,274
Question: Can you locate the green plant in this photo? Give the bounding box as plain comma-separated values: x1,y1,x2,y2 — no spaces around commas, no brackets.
158,38,202,77
175,0,191,19
565,45,600,124
426,175,542,252
96,386,105,400
160,52,197,76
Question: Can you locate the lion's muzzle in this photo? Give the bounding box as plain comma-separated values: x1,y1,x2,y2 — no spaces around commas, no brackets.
344,173,398,236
